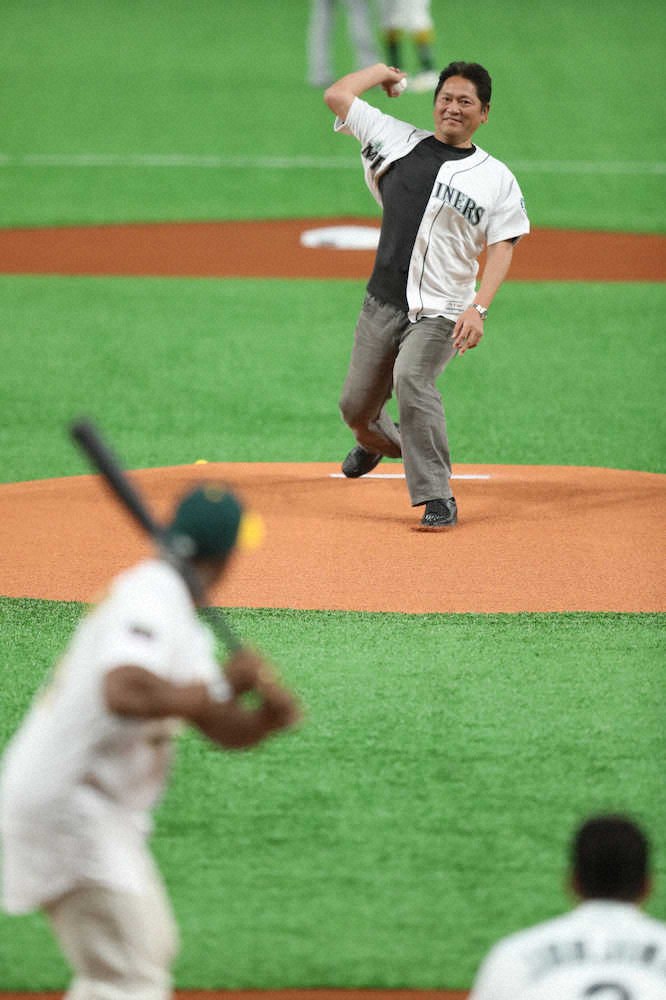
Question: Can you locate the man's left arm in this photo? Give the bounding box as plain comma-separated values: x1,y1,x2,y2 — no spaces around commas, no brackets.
452,239,514,355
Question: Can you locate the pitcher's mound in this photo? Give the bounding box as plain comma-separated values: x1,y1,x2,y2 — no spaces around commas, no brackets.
1,463,663,613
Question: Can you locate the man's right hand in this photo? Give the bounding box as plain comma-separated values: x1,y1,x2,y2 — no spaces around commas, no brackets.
324,63,405,120
380,66,407,98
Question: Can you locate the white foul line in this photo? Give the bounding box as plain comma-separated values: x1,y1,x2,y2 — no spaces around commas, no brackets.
0,152,663,176
329,473,490,480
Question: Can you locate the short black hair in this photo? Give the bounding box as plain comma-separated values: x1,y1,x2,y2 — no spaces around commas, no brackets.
572,815,650,902
434,61,492,108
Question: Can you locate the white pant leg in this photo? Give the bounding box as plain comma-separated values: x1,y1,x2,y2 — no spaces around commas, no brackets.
342,0,380,69
45,856,179,1000
307,0,336,86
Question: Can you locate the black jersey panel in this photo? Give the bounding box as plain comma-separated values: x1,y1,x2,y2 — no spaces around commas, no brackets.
367,136,475,312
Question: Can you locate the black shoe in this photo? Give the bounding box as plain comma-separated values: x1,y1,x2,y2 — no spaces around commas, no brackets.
341,445,383,478
420,497,458,530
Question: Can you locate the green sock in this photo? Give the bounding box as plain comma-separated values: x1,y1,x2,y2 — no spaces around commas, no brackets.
416,43,434,72
386,39,401,66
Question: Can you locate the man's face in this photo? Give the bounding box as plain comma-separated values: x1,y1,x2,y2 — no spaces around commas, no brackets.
433,75,488,147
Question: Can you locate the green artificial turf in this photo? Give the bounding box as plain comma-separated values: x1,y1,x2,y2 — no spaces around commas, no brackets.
0,599,664,988
0,0,664,230
0,1,664,990
1,275,664,484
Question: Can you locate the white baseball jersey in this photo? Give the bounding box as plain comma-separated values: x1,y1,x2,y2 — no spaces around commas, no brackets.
469,901,666,1000
334,97,530,322
379,0,433,33
0,558,230,914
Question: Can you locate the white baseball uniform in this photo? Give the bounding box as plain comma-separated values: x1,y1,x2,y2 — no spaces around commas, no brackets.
469,901,666,1000
379,0,433,33
0,557,229,915
334,97,530,322
307,0,379,88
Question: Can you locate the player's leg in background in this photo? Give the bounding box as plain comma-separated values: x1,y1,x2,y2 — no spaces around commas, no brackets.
378,0,404,67
413,27,436,75
393,316,457,505
342,0,380,70
339,293,404,458
403,0,439,92
307,0,337,88
44,864,179,999
384,27,404,68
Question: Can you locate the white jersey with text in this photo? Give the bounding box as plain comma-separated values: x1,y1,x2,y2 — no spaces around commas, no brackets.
334,97,530,321
469,901,666,1000
0,559,229,913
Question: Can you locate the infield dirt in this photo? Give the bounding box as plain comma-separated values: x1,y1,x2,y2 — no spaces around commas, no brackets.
1,462,664,613
0,217,664,281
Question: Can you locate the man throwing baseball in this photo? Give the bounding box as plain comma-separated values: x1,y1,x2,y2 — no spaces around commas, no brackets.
325,61,529,529
0,485,300,999
469,814,666,998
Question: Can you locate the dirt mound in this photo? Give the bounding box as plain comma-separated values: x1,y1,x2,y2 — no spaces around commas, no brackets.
1,462,663,613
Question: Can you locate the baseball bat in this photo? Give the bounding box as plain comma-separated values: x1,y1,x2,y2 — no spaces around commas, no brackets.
70,418,241,652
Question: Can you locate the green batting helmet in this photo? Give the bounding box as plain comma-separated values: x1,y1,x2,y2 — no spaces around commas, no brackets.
165,485,243,560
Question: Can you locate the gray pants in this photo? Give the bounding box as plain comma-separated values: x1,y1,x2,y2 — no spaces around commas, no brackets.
307,0,379,87
339,292,457,506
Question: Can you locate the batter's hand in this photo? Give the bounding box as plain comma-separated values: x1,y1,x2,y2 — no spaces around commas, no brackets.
453,307,485,355
224,647,278,695
260,682,302,731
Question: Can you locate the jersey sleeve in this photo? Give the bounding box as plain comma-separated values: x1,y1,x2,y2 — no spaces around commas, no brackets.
175,619,233,697
97,571,232,700
486,168,530,246
333,98,432,206
97,583,178,679
333,97,413,149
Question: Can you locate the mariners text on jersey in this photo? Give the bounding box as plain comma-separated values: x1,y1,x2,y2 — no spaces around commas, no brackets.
433,181,485,225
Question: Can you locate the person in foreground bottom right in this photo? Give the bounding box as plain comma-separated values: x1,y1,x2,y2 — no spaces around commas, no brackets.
469,814,666,1000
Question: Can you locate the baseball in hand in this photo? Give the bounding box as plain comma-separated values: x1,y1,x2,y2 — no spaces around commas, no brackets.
390,77,407,96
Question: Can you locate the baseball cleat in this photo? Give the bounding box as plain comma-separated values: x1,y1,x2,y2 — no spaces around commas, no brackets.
341,444,383,478
419,497,458,530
